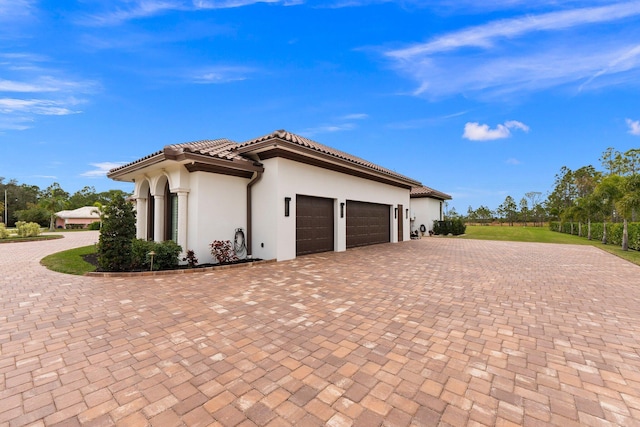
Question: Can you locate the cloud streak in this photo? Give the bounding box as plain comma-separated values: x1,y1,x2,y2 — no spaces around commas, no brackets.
384,2,640,98
81,162,128,178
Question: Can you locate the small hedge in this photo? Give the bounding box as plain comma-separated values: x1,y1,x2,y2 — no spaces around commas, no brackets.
15,221,41,237
433,219,466,236
0,223,10,239
131,239,182,271
550,221,640,250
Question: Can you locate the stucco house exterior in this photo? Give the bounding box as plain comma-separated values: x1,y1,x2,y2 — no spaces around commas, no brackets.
54,206,101,229
107,130,451,264
410,186,452,236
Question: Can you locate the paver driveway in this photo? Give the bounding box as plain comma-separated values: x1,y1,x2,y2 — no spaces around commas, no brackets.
2,232,640,426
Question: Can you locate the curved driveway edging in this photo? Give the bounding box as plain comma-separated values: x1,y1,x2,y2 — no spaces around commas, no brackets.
2,233,640,426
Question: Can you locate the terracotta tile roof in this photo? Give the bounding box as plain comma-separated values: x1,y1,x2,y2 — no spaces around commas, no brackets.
410,186,451,200
239,129,421,185
165,138,243,161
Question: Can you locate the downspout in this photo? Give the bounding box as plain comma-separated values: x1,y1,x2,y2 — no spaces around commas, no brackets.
246,165,263,257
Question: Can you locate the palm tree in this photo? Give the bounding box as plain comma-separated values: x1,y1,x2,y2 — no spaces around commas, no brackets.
594,175,624,244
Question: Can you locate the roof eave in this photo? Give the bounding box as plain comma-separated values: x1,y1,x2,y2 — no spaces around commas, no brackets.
239,138,421,189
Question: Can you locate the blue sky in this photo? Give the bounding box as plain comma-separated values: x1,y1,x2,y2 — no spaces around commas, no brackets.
1,0,640,213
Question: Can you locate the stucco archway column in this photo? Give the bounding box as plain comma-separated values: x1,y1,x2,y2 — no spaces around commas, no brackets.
135,196,147,240
177,191,188,253
153,195,165,242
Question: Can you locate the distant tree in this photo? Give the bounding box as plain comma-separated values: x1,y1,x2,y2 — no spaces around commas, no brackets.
594,175,624,244
519,198,529,226
39,183,69,231
15,203,49,227
498,196,517,226
475,205,493,225
67,186,99,210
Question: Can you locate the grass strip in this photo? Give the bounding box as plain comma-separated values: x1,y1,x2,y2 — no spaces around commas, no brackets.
41,245,97,275
460,225,640,266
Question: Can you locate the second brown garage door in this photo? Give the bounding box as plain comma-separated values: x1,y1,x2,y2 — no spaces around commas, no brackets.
346,201,390,248
296,195,334,256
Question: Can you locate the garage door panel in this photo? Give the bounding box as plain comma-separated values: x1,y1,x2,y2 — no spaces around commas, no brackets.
346,201,390,248
296,195,334,256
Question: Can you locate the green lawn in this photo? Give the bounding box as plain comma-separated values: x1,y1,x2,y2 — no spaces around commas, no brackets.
0,235,63,243
460,225,640,266
40,245,97,275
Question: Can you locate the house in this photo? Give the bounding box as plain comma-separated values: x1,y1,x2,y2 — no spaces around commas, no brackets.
107,130,451,263
55,206,101,229
410,186,452,236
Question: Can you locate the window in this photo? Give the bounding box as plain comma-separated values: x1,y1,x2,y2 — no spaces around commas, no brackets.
164,182,178,242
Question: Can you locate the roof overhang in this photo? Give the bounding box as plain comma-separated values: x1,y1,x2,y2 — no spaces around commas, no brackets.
237,138,421,189
108,148,264,182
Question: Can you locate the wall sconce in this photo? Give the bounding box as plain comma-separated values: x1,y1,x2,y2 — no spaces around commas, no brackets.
340,202,345,218
394,207,398,219
284,197,291,217
406,209,409,219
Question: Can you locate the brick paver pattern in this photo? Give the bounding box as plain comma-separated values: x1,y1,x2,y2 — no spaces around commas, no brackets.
2,232,640,426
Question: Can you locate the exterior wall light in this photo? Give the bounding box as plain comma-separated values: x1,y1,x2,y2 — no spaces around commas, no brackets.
340,202,345,218
394,207,398,219
284,197,291,217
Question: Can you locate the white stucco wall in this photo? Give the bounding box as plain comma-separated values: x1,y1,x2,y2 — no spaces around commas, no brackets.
251,157,412,262
410,197,443,235
188,171,248,264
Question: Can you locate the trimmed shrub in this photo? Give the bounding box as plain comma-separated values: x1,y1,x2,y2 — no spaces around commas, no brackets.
433,219,466,236
0,223,9,239
154,240,182,270
15,221,41,237
88,221,101,230
131,239,156,270
97,195,136,272
131,239,182,271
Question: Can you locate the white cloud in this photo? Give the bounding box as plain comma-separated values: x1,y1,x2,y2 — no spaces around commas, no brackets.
190,66,255,84
299,123,356,137
506,158,521,165
81,162,128,178
383,3,640,98
627,118,640,135
340,113,369,120
463,120,530,141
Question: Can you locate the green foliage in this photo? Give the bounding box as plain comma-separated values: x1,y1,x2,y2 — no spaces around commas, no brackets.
15,221,41,237
154,240,182,270
433,219,466,236
97,195,136,272
15,203,49,227
0,223,9,239
87,221,101,230
131,239,182,271
550,221,640,250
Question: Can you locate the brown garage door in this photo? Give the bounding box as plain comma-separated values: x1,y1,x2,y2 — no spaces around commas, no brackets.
296,195,334,256
346,201,390,248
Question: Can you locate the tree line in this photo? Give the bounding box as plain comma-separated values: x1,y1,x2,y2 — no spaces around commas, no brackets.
547,147,640,250
448,147,640,249
447,191,546,227
0,177,130,229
